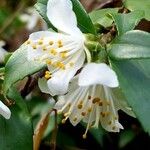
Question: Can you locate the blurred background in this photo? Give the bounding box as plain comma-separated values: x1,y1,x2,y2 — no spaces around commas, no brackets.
0,0,150,150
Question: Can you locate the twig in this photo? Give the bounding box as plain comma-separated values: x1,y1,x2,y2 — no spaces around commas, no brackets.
50,109,58,150
20,71,45,98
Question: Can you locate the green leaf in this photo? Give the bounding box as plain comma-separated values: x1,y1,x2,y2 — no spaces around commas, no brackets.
124,0,150,20
71,0,96,34
110,59,150,134
109,30,150,60
0,88,33,150
109,10,144,35
35,0,96,34
89,8,119,27
4,45,46,96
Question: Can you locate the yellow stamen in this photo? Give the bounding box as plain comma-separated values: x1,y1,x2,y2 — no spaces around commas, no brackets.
92,97,100,104
44,71,52,79
100,112,105,117
60,52,67,58
77,104,83,109
58,40,63,48
112,126,116,130
114,116,118,120
55,61,65,70
42,46,47,51
87,107,92,113
26,40,31,45
58,40,62,45
50,48,57,55
82,134,87,139
81,112,86,116
32,45,37,49
73,117,77,122
108,121,112,125
46,59,52,65
88,95,91,100
99,101,103,106
38,39,43,45
49,41,54,45
69,62,74,67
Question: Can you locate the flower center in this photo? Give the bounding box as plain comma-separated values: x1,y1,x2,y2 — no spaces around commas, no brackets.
26,38,75,79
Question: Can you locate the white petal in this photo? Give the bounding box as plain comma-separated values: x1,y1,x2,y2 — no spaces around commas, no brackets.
0,41,7,63
0,48,7,63
47,51,85,96
111,88,136,117
0,101,11,119
27,31,84,62
79,63,119,88
47,0,82,37
38,77,51,94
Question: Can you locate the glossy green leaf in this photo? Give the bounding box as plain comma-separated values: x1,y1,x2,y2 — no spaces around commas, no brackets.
35,0,96,34
109,30,150,60
89,8,119,27
109,10,144,35
4,45,46,96
124,0,150,20
111,59,150,134
71,0,96,34
0,88,33,150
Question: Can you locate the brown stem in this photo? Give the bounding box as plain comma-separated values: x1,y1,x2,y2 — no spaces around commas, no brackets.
20,71,45,98
50,109,58,150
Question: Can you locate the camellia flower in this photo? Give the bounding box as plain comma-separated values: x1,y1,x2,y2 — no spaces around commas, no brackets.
0,101,11,119
26,0,86,96
54,63,134,138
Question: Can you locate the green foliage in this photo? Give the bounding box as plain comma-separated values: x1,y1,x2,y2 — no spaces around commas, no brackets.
35,0,96,34
124,0,150,20
71,0,96,34
1,0,150,149
89,8,119,27
0,8,24,38
0,88,33,150
109,21,150,134
109,30,150,60
4,45,46,96
109,10,144,35
111,59,150,134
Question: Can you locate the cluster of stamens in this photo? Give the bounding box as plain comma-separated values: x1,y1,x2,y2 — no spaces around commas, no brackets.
60,94,119,139
44,71,52,80
26,38,75,80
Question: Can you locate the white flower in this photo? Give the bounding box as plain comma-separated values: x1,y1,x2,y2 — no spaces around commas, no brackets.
20,8,47,30
26,0,86,96
0,101,11,119
0,41,8,63
54,63,134,138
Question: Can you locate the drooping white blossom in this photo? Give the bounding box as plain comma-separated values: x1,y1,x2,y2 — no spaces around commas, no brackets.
55,63,134,138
